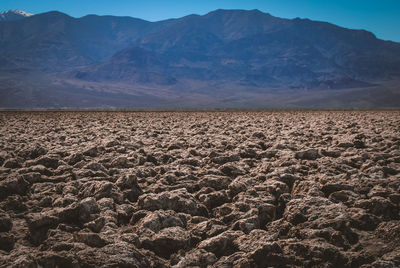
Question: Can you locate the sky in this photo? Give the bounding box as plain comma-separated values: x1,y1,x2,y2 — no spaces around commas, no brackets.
2,0,400,42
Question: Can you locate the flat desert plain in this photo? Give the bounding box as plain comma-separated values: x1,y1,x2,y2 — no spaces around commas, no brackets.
0,111,399,267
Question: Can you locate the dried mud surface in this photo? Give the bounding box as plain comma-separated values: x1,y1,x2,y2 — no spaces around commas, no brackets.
0,111,399,267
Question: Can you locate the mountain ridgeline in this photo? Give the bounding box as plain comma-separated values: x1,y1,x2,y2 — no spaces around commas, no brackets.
0,9,400,109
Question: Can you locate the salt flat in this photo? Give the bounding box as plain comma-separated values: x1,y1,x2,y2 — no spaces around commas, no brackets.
0,111,399,267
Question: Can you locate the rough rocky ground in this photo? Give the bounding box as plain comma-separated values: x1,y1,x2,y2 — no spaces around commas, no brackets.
0,111,399,267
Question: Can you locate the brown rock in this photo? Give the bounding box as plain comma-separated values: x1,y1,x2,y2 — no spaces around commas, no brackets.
0,210,12,232
295,149,320,160
0,233,15,251
3,158,22,169
74,232,107,248
138,188,208,217
78,197,100,223
173,249,217,268
141,226,191,258
198,230,243,257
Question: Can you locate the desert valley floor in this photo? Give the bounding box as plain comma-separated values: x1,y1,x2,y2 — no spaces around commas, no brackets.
0,111,399,267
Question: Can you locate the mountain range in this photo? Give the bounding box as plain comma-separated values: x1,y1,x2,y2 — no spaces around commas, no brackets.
0,9,399,109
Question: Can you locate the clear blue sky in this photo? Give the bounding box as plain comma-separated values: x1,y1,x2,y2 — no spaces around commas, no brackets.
2,0,400,42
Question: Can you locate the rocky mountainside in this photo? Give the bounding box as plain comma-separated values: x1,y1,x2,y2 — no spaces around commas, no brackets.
0,9,400,109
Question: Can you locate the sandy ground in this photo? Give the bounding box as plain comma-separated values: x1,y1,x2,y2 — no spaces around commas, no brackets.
0,111,399,267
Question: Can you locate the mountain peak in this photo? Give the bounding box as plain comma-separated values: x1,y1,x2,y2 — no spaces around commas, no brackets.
0,10,33,21
205,8,270,17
